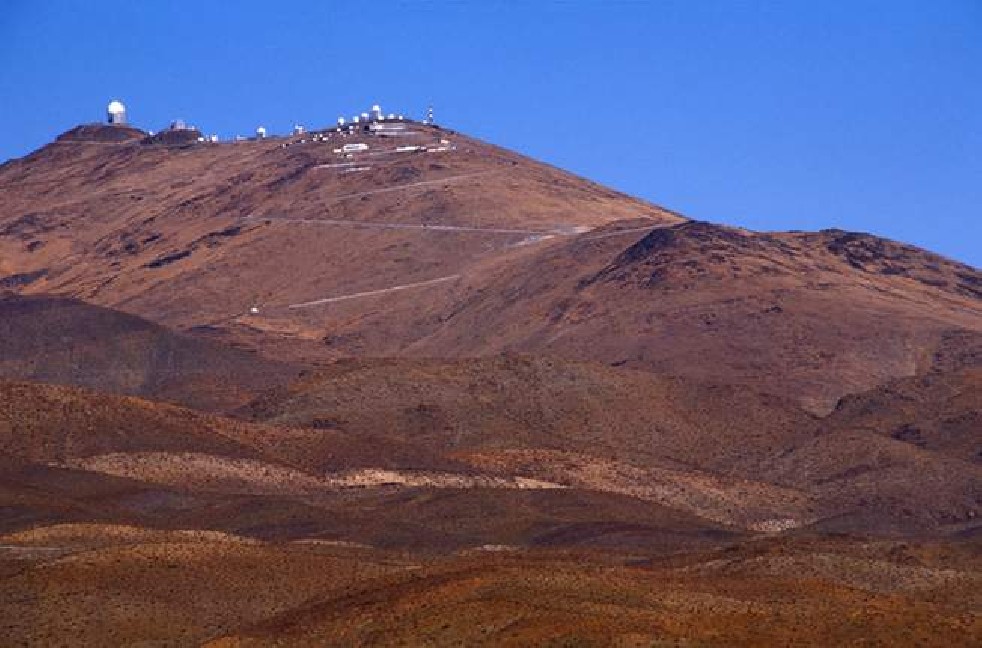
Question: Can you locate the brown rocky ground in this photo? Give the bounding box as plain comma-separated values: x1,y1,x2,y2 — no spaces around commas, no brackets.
0,525,977,647
404,220,981,413
240,355,980,536
0,293,299,412
0,378,739,552
0,122,979,645
825,366,981,463
0,122,675,334
8,123,979,415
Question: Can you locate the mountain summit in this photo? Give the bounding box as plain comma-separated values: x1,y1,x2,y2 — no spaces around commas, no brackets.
2,120,977,412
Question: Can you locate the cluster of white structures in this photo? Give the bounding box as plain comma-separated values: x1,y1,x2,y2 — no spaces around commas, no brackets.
336,103,405,129
105,100,440,146
262,103,435,138
256,103,436,142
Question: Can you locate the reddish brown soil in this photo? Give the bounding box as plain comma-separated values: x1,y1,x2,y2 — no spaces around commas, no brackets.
0,124,978,645
0,293,299,411
0,122,675,333
403,221,981,413
0,529,976,647
2,124,978,411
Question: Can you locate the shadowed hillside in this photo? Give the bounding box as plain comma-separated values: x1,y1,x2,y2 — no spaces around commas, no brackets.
0,294,299,411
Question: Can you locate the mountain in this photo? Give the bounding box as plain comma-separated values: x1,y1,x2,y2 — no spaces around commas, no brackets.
826,368,981,464
2,124,977,413
405,220,981,413
0,121,677,336
0,119,979,646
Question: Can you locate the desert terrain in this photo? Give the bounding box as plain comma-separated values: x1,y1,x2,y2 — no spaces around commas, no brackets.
0,120,978,645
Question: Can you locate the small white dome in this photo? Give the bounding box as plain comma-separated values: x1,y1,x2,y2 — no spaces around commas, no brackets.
107,100,126,114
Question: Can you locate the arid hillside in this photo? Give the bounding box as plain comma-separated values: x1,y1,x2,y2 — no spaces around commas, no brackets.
0,122,677,334
241,355,980,536
1,352,975,545
404,221,982,413
0,378,741,553
1,124,978,413
825,367,981,463
0,121,979,646
1,372,977,645
0,293,299,411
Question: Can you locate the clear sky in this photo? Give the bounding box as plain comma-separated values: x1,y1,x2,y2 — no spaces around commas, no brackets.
2,1,979,265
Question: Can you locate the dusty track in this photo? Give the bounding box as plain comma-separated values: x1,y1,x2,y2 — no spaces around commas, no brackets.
286,275,461,309
326,170,503,201
246,215,581,236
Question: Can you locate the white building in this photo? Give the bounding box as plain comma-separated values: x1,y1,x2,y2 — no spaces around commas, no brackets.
256,126,267,139
107,100,126,125
368,122,409,136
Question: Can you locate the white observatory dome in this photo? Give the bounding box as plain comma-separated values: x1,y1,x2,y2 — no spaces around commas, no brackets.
106,99,127,125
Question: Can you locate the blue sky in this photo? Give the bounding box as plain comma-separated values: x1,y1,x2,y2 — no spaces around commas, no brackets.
1,1,979,265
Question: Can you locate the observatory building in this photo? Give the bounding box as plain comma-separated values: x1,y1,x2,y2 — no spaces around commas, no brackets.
334,103,417,136
107,100,127,125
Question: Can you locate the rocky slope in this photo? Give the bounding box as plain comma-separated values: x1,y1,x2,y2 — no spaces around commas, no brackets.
0,120,979,645
2,124,978,413
0,293,299,411
404,220,981,413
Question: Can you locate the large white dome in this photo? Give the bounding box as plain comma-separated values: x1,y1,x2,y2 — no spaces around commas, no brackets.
107,100,126,114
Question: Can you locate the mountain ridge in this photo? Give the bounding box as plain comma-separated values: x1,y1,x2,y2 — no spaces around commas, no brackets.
0,119,979,645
